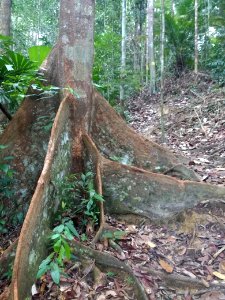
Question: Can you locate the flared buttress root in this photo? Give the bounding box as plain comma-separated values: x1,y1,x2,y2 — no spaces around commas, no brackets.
82,133,105,243
91,90,199,181
101,158,225,221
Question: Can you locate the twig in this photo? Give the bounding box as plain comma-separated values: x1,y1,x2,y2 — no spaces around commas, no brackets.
194,107,208,136
209,245,225,265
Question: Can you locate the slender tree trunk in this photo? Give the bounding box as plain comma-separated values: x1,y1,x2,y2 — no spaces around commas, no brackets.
0,0,12,36
160,0,165,142
194,0,198,74
146,0,156,94
171,0,174,16
120,0,126,107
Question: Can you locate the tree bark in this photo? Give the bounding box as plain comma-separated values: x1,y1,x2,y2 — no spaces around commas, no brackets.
160,0,165,142
194,0,198,73
146,0,156,94
120,0,126,107
0,0,12,36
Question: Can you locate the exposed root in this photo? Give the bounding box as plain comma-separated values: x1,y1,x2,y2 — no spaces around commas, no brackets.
136,266,225,291
71,240,148,300
82,134,105,244
102,158,225,221
109,239,124,255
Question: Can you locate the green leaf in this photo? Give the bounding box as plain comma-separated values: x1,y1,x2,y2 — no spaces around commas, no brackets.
81,173,86,181
65,220,79,238
28,45,51,67
89,189,95,198
63,240,71,259
36,265,50,278
39,253,54,269
53,238,62,253
51,233,61,240
58,245,65,265
53,224,64,233
50,262,60,284
63,227,74,241
86,199,93,211
94,193,104,202
0,164,9,173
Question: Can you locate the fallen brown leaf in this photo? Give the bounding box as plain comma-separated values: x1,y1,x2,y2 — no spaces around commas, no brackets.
159,259,174,273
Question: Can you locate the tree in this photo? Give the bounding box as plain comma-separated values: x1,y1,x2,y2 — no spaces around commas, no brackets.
2,0,225,298
194,0,198,73
146,0,156,94
0,0,12,36
160,0,165,142
120,0,126,106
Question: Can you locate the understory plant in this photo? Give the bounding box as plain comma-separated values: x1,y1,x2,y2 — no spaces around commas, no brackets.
36,218,79,284
0,36,58,115
37,171,104,284
0,144,16,233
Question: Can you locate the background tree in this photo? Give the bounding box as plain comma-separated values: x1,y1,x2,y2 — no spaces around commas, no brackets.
0,0,12,36
146,0,156,94
120,0,126,107
194,0,199,73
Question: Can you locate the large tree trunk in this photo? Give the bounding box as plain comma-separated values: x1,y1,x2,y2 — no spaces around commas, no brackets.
1,0,225,298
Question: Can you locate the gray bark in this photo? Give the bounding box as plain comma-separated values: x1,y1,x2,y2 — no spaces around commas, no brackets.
194,0,198,73
0,0,12,36
120,0,126,105
160,0,165,142
146,0,156,94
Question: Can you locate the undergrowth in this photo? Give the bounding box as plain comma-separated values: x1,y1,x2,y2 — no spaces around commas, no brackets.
36,171,104,284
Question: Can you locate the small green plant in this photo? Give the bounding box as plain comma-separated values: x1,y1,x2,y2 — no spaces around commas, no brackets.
125,276,135,285
75,172,104,226
0,144,15,233
37,171,104,284
106,271,116,278
37,218,79,284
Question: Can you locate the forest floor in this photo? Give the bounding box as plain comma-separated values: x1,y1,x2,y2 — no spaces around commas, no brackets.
1,72,225,299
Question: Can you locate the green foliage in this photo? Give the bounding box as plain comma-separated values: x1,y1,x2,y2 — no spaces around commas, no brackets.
0,39,58,114
55,172,104,226
75,172,104,226
0,145,15,233
37,219,78,285
37,171,103,285
28,45,52,67
93,31,121,103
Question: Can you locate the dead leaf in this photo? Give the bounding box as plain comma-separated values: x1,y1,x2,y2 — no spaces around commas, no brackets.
177,246,187,256
31,284,38,296
148,241,156,248
159,259,174,273
126,225,137,233
219,261,225,274
105,290,117,297
213,271,225,280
